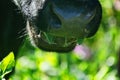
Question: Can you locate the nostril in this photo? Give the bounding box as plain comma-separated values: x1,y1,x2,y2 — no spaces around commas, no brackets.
49,12,62,29
48,3,62,29
31,2,62,32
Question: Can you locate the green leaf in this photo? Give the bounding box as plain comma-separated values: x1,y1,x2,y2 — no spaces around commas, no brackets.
0,52,15,78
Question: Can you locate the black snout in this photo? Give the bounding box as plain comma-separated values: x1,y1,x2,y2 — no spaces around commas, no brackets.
13,0,102,52
28,0,102,52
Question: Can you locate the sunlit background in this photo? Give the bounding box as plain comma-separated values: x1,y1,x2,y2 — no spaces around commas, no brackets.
10,0,120,80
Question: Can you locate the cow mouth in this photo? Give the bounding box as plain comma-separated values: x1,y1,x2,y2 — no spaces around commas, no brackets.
26,21,76,52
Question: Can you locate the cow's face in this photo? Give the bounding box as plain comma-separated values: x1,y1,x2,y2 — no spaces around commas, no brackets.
14,0,102,52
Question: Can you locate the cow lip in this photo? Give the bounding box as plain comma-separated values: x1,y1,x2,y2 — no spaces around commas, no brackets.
36,32,77,52
36,37,76,52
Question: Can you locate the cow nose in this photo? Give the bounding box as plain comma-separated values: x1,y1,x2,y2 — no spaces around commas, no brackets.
33,0,101,38
27,0,102,52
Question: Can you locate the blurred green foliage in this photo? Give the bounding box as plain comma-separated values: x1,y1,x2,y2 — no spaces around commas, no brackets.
10,0,120,80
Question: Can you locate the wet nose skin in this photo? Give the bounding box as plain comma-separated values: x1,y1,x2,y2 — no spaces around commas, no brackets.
52,0,100,38
34,0,102,38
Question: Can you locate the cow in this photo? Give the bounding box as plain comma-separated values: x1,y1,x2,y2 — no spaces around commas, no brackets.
0,0,102,79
